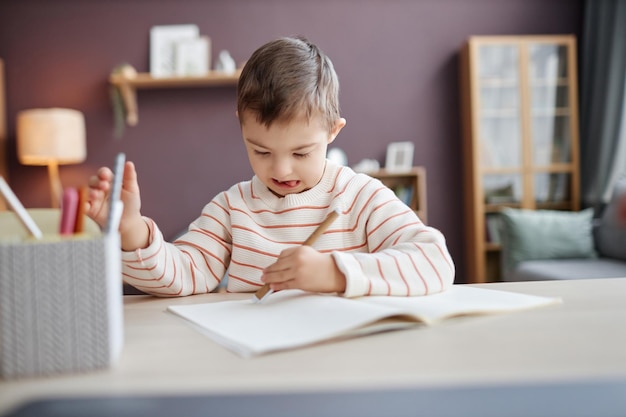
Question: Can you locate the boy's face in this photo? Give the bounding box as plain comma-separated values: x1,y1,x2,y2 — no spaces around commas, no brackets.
240,112,346,197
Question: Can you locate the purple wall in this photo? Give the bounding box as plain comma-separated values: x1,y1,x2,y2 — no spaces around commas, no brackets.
0,0,583,283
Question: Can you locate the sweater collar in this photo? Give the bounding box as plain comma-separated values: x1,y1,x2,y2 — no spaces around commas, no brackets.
251,159,341,210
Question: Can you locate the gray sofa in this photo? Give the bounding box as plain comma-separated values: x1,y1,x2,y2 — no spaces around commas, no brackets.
499,176,626,282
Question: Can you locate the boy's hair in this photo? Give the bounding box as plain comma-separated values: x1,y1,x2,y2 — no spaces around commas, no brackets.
237,36,340,133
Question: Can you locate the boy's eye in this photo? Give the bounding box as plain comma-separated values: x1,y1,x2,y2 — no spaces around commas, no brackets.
254,150,270,156
294,152,310,158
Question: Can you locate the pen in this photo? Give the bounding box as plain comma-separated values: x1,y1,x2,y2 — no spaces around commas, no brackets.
253,208,340,303
0,175,43,239
105,153,126,234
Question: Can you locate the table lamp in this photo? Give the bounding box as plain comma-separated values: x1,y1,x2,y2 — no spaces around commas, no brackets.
17,108,86,208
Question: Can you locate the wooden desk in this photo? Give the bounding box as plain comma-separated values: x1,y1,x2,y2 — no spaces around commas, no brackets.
2,278,626,416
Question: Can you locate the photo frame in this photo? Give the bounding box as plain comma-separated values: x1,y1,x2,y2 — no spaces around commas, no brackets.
385,141,414,172
150,24,199,78
175,36,211,77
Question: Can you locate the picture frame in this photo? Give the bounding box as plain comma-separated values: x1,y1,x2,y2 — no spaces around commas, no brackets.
175,36,211,77
150,24,199,78
385,141,414,172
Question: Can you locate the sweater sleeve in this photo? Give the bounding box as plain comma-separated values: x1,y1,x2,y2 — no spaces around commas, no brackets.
120,194,232,297
331,184,455,298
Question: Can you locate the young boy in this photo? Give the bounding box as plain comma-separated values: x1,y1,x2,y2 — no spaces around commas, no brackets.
86,36,455,297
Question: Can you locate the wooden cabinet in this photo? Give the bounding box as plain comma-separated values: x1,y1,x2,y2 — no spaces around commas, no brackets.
370,167,427,224
459,35,580,283
0,59,6,210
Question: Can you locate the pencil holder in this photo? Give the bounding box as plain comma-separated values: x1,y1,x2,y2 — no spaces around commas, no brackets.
0,209,124,379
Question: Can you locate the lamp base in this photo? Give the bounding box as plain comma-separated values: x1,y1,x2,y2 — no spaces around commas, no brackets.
48,161,62,208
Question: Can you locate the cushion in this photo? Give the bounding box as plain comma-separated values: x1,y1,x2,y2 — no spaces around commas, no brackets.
499,207,597,279
595,176,626,261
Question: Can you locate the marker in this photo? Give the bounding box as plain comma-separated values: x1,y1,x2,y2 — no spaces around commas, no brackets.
0,175,43,239
59,187,79,235
253,208,341,303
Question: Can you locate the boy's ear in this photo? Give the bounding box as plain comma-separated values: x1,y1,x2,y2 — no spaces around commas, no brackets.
328,118,347,143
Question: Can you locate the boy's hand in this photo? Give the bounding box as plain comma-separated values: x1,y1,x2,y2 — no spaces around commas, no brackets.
86,161,149,250
261,246,346,293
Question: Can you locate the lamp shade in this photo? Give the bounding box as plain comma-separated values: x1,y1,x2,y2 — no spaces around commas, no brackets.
17,108,86,165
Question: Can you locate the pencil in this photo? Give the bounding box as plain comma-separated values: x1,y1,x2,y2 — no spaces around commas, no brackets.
73,186,89,234
253,208,340,303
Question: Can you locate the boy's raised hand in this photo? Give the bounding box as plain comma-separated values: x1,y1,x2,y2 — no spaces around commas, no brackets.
86,161,149,250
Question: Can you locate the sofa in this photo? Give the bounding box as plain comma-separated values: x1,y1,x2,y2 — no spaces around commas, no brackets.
499,176,626,282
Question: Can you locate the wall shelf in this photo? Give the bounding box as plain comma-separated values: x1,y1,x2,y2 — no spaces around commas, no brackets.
108,65,241,126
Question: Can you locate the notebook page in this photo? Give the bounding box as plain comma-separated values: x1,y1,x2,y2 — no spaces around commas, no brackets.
167,286,561,357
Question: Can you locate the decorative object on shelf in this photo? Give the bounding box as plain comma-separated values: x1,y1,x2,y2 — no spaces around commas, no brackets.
149,24,199,78
484,181,515,204
385,141,414,173
352,158,380,173
215,50,237,74
16,108,86,208
109,63,138,135
175,36,211,77
393,184,414,207
327,147,348,166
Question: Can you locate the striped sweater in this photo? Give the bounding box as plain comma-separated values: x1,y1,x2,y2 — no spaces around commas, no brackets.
121,160,455,297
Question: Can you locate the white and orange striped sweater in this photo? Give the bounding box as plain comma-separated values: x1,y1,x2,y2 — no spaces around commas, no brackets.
121,160,455,297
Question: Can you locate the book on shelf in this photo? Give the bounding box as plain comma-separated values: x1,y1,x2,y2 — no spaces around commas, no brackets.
393,185,414,207
167,286,560,358
485,213,503,244
548,173,569,202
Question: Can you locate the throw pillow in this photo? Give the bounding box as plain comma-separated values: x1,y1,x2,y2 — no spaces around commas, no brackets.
595,176,626,261
499,207,597,278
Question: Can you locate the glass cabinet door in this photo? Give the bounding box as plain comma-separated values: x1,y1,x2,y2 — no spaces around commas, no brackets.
528,44,573,167
534,172,572,203
476,44,522,169
528,43,574,205
477,44,523,207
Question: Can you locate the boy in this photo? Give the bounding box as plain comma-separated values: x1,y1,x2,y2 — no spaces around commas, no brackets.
86,36,455,297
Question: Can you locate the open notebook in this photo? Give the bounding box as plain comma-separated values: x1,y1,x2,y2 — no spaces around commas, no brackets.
167,285,561,358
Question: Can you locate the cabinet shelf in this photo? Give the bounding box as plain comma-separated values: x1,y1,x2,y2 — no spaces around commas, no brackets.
369,167,427,224
481,164,576,175
480,109,520,117
479,79,518,87
108,66,241,126
530,78,570,87
531,108,571,117
485,243,501,252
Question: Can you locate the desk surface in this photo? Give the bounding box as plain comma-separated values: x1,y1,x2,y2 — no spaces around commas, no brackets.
2,278,626,416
